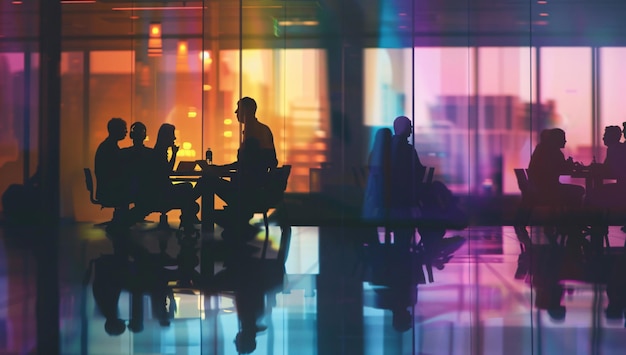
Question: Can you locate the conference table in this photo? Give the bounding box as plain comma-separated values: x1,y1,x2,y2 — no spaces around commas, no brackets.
568,164,617,192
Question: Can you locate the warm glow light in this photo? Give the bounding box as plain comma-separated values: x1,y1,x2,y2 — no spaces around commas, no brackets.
539,12,549,17
224,119,233,125
224,131,233,138
278,20,319,26
178,41,188,55
203,84,212,91
112,6,205,11
187,107,197,118
150,24,161,36
182,142,192,150
11,0,23,4
199,51,213,66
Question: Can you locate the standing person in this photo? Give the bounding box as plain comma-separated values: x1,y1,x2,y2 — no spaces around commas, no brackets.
194,97,278,241
94,117,129,207
388,116,426,248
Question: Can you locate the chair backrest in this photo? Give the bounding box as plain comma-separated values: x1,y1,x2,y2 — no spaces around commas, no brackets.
83,168,98,205
514,168,529,194
259,165,292,208
352,165,369,191
424,166,435,184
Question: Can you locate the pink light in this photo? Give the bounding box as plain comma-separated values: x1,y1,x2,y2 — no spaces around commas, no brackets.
112,6,205,11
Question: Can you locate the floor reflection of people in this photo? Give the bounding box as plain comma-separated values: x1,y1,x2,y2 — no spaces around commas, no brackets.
88,238,172,335
605,250,626,325
362,245,422,332
206,245,287,353
520,241,626,324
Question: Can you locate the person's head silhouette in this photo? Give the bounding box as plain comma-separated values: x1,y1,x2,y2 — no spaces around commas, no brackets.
393,116,412,139
235,97,257,124
548,128,566,149
603,125,622,147
129,122,147,146
155,123,176,150
107,117,127,141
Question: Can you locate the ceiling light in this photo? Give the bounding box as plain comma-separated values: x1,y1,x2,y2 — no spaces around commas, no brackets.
112,6,205,11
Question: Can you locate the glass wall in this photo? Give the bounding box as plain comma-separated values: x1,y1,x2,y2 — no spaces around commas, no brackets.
4,0,626,354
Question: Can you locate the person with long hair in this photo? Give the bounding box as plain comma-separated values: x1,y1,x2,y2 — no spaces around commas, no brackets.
109,123,199,234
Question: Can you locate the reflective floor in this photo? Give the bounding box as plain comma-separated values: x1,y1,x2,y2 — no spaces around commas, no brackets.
2,219,626,354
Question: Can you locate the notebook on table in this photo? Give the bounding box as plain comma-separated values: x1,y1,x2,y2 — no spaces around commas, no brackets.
176,161,198,172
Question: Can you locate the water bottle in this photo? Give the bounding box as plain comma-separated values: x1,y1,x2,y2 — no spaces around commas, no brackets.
205,148,213,165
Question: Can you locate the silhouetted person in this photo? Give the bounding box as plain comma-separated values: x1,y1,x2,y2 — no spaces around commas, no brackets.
362,127,392,222
389,116,426,247
108,123,199,234
94,117,130,207
194,97,278,241
527,128,584,241
121,122,152,201
585,126,626,248
1,167,40,226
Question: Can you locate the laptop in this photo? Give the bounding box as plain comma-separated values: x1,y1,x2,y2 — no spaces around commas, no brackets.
176,161,198,172
195,160,213,171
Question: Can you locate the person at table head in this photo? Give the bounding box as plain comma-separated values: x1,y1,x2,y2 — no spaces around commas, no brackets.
236,97,278,176
95,117,129,205
527,128,583,206
211,97,277,187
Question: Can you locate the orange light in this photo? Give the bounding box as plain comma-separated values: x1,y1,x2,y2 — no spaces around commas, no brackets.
178,41,188,56
199,51,213,66
150,23,161,37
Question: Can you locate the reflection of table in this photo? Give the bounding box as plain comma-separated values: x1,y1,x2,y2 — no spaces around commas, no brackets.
170,168,238,233
170,171,211,232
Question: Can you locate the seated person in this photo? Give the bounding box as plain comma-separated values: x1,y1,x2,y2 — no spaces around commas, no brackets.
121,121,153,201
109,123,199,234
95,117,130,207
586,126,626,206
585,126,626,243
194,97,278,240
527,128,584,209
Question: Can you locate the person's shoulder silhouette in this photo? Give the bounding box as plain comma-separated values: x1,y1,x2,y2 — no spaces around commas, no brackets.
95,117,129,205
